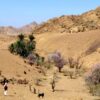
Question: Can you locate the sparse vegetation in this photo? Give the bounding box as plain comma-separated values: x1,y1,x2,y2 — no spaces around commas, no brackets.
27,53,37,66
17,79,29,84
34,78,43,86
67,56,84,79
0,6,100,100
68,56,83,69
85,63,100,96
35,7,100,34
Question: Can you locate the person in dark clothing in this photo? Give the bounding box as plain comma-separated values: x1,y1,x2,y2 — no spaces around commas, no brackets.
4,82,8,96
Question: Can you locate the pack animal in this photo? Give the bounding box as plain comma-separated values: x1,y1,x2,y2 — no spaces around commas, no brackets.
38,90,44,98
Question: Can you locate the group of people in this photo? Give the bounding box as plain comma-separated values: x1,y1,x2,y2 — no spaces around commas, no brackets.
2,77,55,97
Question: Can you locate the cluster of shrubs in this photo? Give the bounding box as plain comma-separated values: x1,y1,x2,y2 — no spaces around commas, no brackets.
0,77,28,85
9,33,46,68
9,33,36,57
17,79,29,84
66,57,84,78
85,63,100,96
67,57,83,69
27,53,45,66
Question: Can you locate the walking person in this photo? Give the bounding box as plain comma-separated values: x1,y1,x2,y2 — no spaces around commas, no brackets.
4,82,8,96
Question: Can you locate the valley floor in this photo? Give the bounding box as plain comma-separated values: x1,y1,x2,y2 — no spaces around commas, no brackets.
0,30,100,100
0,74,99,100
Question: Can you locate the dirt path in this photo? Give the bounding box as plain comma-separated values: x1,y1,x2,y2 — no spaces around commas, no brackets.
42,73,99,100
55,75,99,100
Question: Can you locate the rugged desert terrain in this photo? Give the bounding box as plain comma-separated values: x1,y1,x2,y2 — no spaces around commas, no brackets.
0,29,100,100
0,7,100,100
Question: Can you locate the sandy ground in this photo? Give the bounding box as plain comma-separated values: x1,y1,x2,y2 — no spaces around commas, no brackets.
0,30,100,100
0,75,99,100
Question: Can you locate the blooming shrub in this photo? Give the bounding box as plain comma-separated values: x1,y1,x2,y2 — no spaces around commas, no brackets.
85,63,100,96
48,51,66,72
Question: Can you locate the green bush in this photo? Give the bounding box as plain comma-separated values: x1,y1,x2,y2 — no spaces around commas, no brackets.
26,41,36,54
9,43,15,53
9,33,36,58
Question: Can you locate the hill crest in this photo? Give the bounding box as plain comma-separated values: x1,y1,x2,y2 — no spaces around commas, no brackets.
34,7,100,34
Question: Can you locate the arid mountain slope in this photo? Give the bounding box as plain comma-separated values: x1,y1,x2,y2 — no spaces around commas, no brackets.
35,7,100,34
0,22,37,35
0,7,100,35
0,29,100,76
19,22,37,34
0,30,100,100
36,30,100,68
0,34,40,80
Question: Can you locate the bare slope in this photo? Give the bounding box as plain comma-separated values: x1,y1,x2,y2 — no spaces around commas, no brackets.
0,30,100,77
0,31,100,100
36,30,100,68
0,35,39,80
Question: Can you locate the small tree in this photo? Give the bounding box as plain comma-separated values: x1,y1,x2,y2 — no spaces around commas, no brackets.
15,40,27,57
27,34,36,54
85,63,100,85
67,57,75,68
67,56,83,78
26,41,35,54
49,51,66,72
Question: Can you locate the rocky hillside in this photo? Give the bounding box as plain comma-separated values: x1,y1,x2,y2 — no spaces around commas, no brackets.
0,26,18,35
34,7,100,34
19,22,37,34
0,22,37,35
0,7,100,35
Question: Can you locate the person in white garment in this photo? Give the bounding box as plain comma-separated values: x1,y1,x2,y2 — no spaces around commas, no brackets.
4,82,8,96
